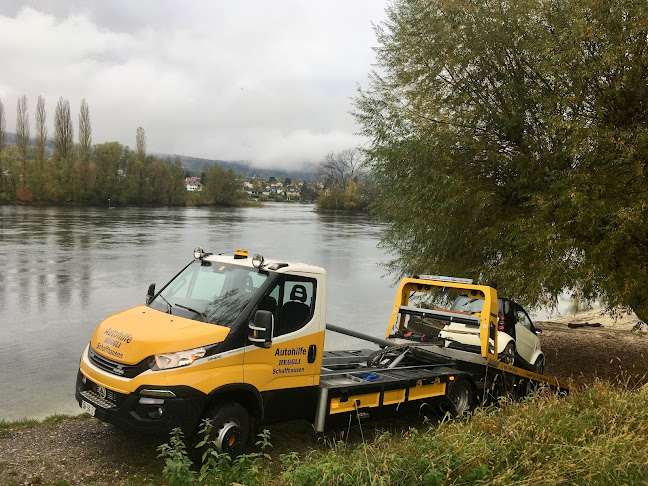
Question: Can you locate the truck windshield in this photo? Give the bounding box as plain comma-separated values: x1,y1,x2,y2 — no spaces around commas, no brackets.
149,260,268,327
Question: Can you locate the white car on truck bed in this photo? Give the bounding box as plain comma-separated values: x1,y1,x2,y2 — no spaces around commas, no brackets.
439,295,544,373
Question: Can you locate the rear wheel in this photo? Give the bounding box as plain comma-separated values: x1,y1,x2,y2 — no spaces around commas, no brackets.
446,378,474,416
518,379,538,398
203,401,250,458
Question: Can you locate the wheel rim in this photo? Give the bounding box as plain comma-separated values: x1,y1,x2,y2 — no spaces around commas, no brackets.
215,419,241,454
451,386,470,413
502,345,515,365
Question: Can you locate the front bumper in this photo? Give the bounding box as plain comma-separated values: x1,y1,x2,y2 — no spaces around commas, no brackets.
75,370,207,435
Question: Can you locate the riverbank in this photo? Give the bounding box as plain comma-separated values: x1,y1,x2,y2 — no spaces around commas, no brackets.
1,309,647,485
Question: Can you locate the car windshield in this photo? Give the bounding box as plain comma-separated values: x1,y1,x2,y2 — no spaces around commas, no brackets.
150,260,268,327
451,295,485,314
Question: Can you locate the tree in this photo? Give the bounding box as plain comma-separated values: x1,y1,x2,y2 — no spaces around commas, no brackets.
354,0,648,321
93,141,128,204
54,97,75,201
317,148,366,210
78,98,93,196
201,163,243,206
16,95,30,184
33,95,47,200
136,126,146,161
168,156,187,205
54,97,73,161
0,98,6,195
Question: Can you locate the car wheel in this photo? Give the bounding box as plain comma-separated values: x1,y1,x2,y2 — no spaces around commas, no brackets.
203,401,250,458
533,354,545,375
500,342,516,366
446,378,474,416
518,379,538,398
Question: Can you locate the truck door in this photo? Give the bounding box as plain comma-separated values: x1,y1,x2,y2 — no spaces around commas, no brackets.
242,274,324,393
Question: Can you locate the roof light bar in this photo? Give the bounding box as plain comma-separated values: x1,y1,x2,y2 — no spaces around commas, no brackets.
416,275,474,284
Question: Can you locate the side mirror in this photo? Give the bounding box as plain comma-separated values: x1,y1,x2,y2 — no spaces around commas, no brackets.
535,328,542,335
248,310,273,348
146,283,156,305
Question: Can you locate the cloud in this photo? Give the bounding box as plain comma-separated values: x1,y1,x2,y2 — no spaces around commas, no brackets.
0,1,387,169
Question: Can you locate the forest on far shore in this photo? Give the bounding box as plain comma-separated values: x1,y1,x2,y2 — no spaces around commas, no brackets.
0,95,247,207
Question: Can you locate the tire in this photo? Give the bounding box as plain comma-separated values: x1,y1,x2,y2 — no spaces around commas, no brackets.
500,342,516,366
203,401,250,458
446,378,474,416
518,379,537,399
533,354,545,375
368,348,399,367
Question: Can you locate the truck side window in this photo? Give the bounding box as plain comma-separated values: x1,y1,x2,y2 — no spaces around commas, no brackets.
276,278,316,337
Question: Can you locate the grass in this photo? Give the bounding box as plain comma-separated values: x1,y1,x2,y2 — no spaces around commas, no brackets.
0,413,87,436
278,381,648,485
158,380,648,485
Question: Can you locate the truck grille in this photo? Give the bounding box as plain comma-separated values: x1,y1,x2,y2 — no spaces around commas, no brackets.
79,389,117,409
88,347,150,378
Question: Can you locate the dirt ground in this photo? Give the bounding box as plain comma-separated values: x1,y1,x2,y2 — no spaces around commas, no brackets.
1,310,647,486
537,308,648,386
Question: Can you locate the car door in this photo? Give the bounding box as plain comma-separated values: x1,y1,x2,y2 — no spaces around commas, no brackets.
513,304,540,365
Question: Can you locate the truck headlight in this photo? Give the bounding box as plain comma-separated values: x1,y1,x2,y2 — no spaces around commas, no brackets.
153,346,206,370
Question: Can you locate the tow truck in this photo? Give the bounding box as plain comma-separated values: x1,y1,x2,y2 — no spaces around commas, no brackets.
76,248,571,456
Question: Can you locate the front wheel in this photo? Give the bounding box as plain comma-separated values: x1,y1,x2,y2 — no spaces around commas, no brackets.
446,378,474,416
203,401,250,458
533,354,545,375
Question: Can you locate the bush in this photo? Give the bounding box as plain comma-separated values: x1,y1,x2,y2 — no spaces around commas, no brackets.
158,420,272,486
16,186,33,202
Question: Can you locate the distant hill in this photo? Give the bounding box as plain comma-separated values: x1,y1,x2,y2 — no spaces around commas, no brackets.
165,154,318,181
3,132,54,148
2,132,318,181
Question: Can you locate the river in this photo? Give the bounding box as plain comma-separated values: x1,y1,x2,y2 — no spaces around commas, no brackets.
0,204,399,421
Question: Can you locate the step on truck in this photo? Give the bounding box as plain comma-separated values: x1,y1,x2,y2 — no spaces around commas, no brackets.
76,248,572,456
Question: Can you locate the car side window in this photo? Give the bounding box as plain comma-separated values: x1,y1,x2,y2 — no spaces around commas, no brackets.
515,306,533,331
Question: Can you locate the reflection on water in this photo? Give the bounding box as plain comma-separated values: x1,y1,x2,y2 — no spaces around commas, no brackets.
0,204,396,420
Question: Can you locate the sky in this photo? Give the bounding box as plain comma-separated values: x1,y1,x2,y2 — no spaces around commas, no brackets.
0,1,389,170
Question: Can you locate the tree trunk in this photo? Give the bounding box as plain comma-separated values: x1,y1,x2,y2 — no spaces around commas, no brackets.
631,303,648,325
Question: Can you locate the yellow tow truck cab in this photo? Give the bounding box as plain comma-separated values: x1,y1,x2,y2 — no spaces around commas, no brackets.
76,248,571,456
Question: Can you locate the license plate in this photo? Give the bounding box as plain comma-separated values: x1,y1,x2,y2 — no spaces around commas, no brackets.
81,400,96,416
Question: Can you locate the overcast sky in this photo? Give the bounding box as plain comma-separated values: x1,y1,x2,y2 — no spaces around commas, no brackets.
0,1,388,169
